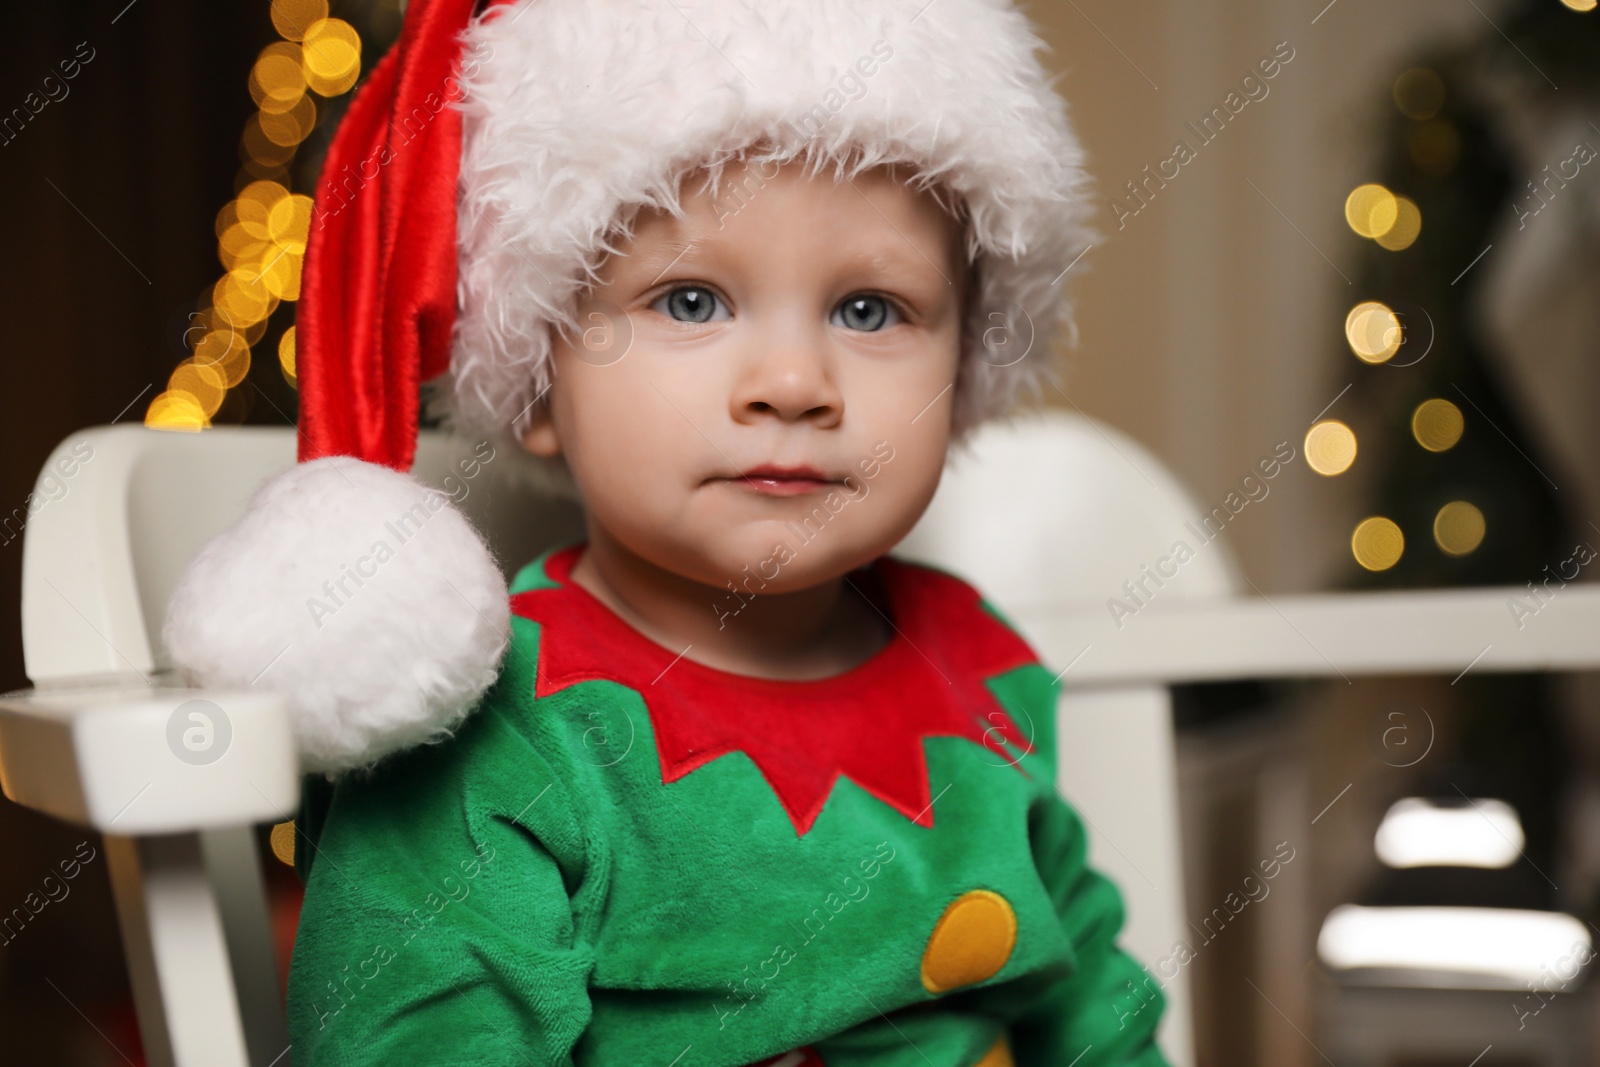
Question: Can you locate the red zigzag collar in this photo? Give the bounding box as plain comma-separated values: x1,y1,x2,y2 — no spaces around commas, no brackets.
510,544,1039,836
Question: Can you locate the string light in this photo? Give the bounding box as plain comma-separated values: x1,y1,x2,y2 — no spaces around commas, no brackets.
280,325,298,386
1345,181,1423,251
1345,300,1404,363
1375,196,1421,251
1352,516,1405,571
1412,398,1465,452
1345,184,1398,239
1434,501,1486,556
147,1,362,430
1305,419,1358,476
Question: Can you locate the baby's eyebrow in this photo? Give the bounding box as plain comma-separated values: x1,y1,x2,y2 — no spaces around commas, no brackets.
851,245,956,288
615,233,957,291
618,239,701,287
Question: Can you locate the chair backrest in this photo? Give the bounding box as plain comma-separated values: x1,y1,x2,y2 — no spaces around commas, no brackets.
898,410,1242,606
19,426,585,686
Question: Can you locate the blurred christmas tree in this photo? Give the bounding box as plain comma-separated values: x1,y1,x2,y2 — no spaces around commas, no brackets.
1339,0,1600,587
1334,0,1600,911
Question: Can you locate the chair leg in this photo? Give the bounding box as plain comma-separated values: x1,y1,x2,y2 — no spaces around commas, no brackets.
105,833,253,1067
1057,684,1195,1067
202,826,291,1067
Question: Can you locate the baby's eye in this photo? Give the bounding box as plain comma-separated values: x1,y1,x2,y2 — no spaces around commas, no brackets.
832,294,903,332
650,286,728,324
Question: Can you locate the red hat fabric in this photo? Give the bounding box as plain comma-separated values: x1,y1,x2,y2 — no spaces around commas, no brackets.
297,0,512,471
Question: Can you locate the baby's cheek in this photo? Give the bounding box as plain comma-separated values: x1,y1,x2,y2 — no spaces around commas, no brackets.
565,368,662,453
877,432,952,533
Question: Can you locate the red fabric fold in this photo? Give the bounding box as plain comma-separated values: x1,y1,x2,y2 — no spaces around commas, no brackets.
297,0,511,470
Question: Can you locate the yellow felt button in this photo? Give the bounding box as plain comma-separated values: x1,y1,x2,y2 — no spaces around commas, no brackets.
975,1034,1013,1067
920,889,1018,994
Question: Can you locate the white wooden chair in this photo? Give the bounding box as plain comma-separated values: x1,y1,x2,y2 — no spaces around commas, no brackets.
18,408,1595,1065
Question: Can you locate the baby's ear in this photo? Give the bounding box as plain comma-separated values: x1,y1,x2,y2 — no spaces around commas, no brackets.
519,396,562,458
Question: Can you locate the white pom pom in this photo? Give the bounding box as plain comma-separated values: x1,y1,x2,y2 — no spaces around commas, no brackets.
163,456,511,776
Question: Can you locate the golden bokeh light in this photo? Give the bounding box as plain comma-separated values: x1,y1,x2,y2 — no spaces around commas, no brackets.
249,43,306,113
146,391,210,432
1393,68,1446,120
1305,420,1358,476
193,324,253,387
241,116,297,169
218,222,272,271
1345,184,1398,239
258,94,317,147
221,308,271,346
268,194,315,250
170,358,229,417
214,201,242,239
1352,517,1405,572
1411,398,1464,452
302,18,362,96
214,270,277,328
1345,301,1403,363
1434,501,1486,556
238,178,289,212
214,190,314,298
260,250,305,300
1560,0,1596,11
235,184,290,246
271,0,329,41
1375,196,1422,251
280,326,298,386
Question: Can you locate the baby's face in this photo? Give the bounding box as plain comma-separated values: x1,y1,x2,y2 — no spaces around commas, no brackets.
522,157,967,594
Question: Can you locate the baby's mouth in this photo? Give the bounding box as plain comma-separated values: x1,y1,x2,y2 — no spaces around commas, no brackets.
717,464,838,497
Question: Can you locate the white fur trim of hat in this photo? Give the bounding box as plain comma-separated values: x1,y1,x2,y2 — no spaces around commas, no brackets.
435,0,1094,471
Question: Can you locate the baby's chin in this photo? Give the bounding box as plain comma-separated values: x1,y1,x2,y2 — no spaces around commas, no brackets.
648,518,892,597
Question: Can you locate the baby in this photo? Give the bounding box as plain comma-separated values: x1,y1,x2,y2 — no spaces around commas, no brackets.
164,0,1173,1064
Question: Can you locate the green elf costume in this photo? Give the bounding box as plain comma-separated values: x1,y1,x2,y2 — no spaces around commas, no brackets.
159,0,1173,1063
284,542,1169,1066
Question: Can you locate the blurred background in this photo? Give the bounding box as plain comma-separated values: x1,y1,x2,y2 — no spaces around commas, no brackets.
2,0,1598,1063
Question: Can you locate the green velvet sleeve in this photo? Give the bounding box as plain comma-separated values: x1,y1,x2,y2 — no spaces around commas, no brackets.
1008,786,1172,1066
285,634,599,1065
977,596,1172,1067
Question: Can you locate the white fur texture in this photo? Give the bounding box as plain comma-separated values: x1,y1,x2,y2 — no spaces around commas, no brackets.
433,0,1093,485
162,457,510,776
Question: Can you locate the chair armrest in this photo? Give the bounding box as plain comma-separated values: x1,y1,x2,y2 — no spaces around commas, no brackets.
1012,584,1600,686
0,685,298,834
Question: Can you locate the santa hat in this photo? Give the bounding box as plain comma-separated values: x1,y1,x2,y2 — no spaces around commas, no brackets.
163,0,1093,776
